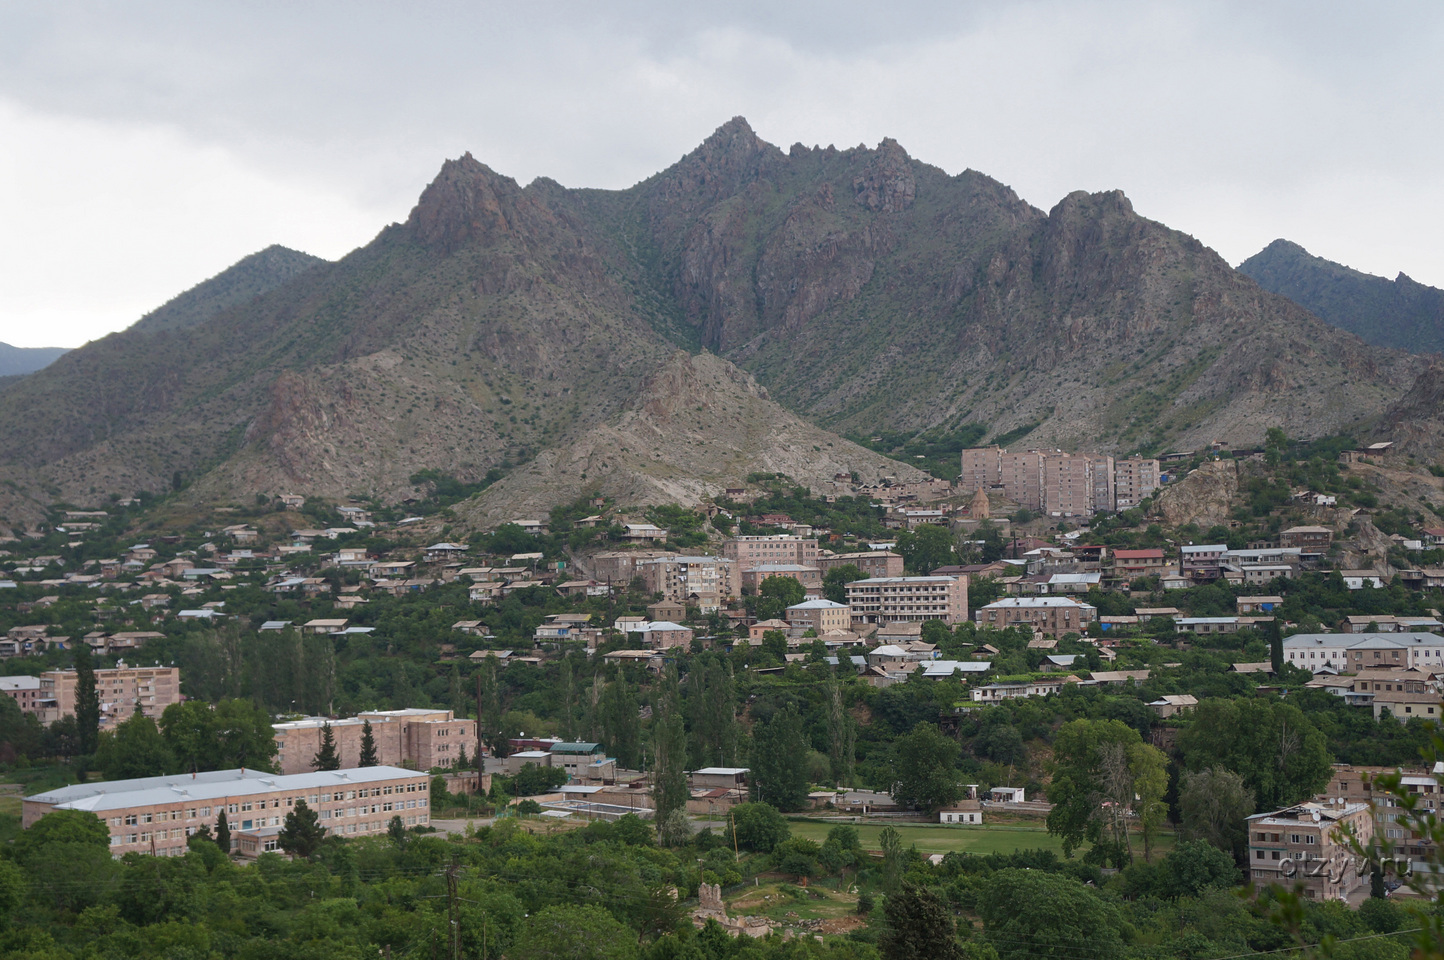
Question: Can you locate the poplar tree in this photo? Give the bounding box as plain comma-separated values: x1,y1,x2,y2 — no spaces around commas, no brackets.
652,666,689,846
215,809,231,854
74,645,100,755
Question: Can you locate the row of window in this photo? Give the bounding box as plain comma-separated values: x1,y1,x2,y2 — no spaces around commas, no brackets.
107,781,427,827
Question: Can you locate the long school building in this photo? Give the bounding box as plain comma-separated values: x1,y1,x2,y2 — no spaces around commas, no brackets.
23,765,431,857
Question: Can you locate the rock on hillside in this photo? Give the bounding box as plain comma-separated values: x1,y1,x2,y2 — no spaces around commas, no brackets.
456,351,925,529
1153,459,1239,529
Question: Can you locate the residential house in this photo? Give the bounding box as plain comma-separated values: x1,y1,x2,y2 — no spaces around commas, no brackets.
1237,596,1284,615
1148,694,1198,718
973,597,1096,637
1181,544,1227,580
1280,526,1334,550
939,800,983,825
815,551,904,579
970,676,1079,702
1111,548,1167,579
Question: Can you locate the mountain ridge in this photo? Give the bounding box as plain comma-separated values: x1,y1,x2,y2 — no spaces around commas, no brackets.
1239,239,1444,355
0,342,69,377
0,118,1423,531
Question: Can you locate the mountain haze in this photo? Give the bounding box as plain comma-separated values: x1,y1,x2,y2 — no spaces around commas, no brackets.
0,342,68,377
1239,239,1444,355
0,119,1422,529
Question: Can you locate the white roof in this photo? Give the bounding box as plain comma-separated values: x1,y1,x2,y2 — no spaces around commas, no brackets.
30,765,423,813
693,767,750,776
643,621,689,632
787,599,848,610
980,596,1095,609
852,576,959,584
0,676,41,691
1181,544,1227,553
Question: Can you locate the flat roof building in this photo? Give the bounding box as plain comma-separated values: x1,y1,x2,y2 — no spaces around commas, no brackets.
24,765,431,858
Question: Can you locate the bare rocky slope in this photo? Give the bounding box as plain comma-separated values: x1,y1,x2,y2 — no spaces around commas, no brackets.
0,120,1423,530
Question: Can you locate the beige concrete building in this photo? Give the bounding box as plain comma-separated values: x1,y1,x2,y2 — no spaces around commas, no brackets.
636,555,736,611
816,551,904,578
272,708,476,775
722,536,819,572
38,664,182,729
1247,801,1373,902
1114,456,1161,508
24,765,430,857
845,575,969,624
739,563,822,594
974,596,1097,637
785,599,852,634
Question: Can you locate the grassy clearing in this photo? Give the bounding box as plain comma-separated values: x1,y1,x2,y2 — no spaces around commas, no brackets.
785,817,1178,859
725,880,859,924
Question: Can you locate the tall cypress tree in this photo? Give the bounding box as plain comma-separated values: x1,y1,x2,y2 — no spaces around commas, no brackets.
74,645,100,755
313,722,340,771
358,720,378,767
215,809,231,854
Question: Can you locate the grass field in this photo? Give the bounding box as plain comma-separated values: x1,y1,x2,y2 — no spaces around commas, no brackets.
785,817,1178,859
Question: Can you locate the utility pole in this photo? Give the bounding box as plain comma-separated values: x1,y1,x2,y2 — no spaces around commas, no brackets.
446,861,460,960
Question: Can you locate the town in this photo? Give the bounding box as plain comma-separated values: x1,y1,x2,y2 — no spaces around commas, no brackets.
0,437,1440,953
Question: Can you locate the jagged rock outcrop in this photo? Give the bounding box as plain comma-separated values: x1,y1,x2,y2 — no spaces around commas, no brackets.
1152,460,1239,528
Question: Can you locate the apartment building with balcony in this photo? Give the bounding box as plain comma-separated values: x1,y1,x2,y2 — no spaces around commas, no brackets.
844,575,969,625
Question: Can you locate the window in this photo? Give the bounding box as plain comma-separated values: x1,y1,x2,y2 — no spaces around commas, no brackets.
125,815,137,826
200,806,211,817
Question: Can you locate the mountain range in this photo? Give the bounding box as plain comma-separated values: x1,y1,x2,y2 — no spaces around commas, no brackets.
1239,239,1444,356
0,118,1430,532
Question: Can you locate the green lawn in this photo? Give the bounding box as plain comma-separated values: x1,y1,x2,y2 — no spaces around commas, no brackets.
785,818,1178,858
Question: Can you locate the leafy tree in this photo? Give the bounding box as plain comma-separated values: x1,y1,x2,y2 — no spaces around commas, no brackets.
1178,766,1255,861
215,809,231,853
510,904,639,960
896,524,958,574
892,722,963,812
755,575,805,621
749,702,810,811
879,883,963,960
278,798,325,859
820,824,863,875
516,798,542,816
726,802,789,852
312,721,341,771
1047,718,1168,864
159,698,278,773
359,719,378,766
687,658,738,767
760,629,788,665
823,564,865,604
74,644,100,754
1177,698,1332,809
94,712,174,780
1163,839,1239,898
12,810,114,912
513,763,569,796
977,868,1125,960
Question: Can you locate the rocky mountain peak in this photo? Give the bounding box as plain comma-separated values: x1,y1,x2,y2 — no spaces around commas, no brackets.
852,137,916,212
407,152,528,255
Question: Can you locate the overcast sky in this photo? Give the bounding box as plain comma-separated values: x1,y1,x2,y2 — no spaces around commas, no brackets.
1,1,1441,348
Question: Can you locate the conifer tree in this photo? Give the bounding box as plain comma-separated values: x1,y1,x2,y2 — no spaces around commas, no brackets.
215,809,231,854
313,722,340,771
358,719,378,766
278,798,325,859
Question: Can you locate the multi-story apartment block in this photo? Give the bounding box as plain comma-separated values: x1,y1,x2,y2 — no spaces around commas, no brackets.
1114,456,1161,508
1323,763,1439,869
1246,801,1373,901
845,575,969,624
722,536,820,574
273,709,477,775
636,555,736,611
816,551,905,579
24,766,430,857
38,664,182,729
961,447,1162,515
974,597,1097,637
739,563,822,594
